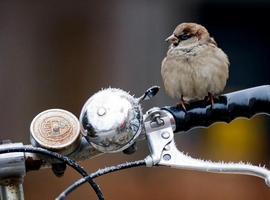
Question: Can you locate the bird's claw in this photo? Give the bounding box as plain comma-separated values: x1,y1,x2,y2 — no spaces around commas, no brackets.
205,92,218,107
177,96,188,112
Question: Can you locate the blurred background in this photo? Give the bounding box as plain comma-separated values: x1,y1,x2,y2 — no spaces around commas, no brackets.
0,0,270,199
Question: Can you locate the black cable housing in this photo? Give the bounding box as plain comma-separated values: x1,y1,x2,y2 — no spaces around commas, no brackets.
56,160,146,200
0,146,104,200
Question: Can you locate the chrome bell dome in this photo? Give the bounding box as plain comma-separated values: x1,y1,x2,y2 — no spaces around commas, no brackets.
80,86,159,153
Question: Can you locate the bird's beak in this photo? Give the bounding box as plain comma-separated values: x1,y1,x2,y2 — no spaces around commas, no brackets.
165,34,178,43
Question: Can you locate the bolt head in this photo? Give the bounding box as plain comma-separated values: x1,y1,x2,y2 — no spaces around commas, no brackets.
161,131,170,139
97,107,106,116
163,154,171,161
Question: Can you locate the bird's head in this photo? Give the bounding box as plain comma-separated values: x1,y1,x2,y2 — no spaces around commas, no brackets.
165,23,210,48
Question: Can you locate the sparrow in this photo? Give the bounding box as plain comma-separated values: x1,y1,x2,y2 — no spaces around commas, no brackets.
161,22,229,110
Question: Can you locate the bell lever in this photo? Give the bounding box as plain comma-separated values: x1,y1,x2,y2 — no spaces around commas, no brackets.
137,86,160,103
143,107,270,187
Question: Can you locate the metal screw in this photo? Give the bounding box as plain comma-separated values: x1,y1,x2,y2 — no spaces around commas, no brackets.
161,131,170,139
51,163,67,177
97,107,106,116
163,154,171,161
52,123,60,133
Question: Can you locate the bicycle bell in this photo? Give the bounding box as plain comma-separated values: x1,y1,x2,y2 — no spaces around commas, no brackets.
80,86,159,153
30,109,81,155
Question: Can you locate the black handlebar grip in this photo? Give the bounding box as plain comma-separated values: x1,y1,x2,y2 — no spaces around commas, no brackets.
162,85,270,133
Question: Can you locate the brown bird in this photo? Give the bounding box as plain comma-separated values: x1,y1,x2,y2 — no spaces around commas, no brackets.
161,22,229,110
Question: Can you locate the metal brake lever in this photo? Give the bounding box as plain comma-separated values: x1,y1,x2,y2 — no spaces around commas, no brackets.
143,107,270,187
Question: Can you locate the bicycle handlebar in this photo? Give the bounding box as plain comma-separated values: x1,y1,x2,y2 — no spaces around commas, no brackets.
1,85,270,200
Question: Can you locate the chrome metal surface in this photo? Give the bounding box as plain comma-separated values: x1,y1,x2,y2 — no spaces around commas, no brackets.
0,143,25,179
137,86,160,103
144,108,176,131
144,109,174,167
159,138,270,187
24,138,103,169
144,108,270,187
0,177,24,200
0,143,25,200
80,88,143,153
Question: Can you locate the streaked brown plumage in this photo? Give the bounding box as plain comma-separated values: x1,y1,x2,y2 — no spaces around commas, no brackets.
161,23,229,105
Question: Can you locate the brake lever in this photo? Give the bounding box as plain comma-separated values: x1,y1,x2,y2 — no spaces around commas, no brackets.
143,107,270,187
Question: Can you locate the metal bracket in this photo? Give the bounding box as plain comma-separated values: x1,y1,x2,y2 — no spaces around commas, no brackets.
0,143,26,180
0,143,26,200
143,107,270,187
144,107,175,167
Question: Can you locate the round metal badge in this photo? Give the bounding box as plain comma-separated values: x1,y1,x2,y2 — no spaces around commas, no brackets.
30,109,81,155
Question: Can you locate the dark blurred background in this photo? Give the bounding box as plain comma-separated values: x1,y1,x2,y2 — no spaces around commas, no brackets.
0,0,270,199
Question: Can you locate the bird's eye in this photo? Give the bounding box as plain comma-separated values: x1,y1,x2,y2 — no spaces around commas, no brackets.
179,33,191,40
